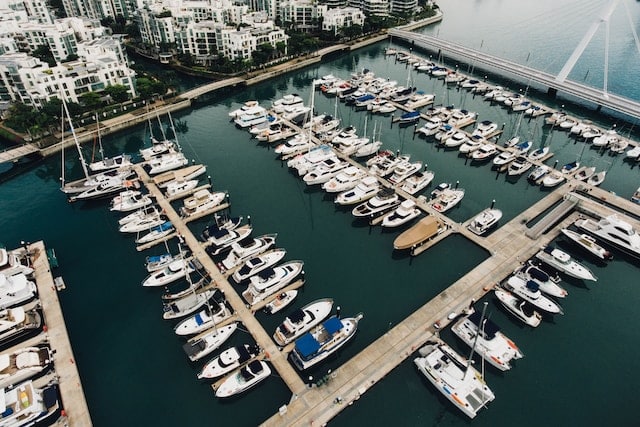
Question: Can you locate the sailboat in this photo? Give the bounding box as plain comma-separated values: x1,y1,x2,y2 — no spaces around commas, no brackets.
88,115,133,172
139,110,178,160
413,303,495,418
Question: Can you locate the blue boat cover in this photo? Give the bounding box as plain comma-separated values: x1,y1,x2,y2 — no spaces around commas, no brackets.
295,333,320,358
195,313,204,325
526,280,540,292
323,316,343,335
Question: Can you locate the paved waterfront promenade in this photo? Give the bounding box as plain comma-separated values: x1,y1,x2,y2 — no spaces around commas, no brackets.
29,241,92,426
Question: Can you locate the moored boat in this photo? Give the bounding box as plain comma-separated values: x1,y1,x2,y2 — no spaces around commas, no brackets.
534,245,597,281
431,188,465,213
241,261,304,306
575,215,640,259
380,199,422,228
197,344,261,380
0,343,54,389
560,228,612,260
264,290,298,314
504,275,563,314
183,322,238,362
215,360,271,398
494,289,542,327
273,298,334,346
467,208,502,235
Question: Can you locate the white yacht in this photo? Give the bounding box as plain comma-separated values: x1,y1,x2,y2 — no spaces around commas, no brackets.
165,179,199,198
471,144,498,161
400,170,435,195
451,309,524,372
352,188,400,217
198,344,261,380
413,339,495,419
183,322,238,362
0,344,54,389
492,150,517,167
504,275,563,314
443,132,469,149
274,134,314,156
89,153,133,173
264,290,298,314
380,200,422,228
494,289,542,327
322,167,368,193
541,170,565,188
203,224,253,257
180,189,226,217
135,221,174,245
287,145,336,176
335,176,380,205
587,171,606,186
242,261,304,306
0,274,37,310
467,208,502,235
146,152,189,175
152,164,207,189
118,211,165,233
303,158,349,185
369,154,409,178
0,380,61,426
272,94,304,114
290,314,362,370
458,135,484,154
229,100,260,119
110,190,153,213
273,298,335,346
174,298,232,335
416,116,444,137
234,105,269,128
0,248,33,278
535,245,597,281
232,249,287,283
527,165,550,183
515,264,568,299
431,188,465,213
575,215,640,259
528,146,550,161
560,228,612,260
507,156,533,176
388,161,422,185
141,258,194,287
471,120,498,139
162,289,216,320
219,234,277,272
215,360,271,398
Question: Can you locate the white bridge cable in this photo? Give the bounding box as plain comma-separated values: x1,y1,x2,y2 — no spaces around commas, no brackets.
622,0,640,56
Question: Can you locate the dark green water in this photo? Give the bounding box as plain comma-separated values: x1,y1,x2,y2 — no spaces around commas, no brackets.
2,3,640,425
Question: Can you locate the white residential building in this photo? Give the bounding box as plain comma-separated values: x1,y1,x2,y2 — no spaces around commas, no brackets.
390,0,417,15
217,23,287,60
320,7,365,33
279,0,318,33
348,0,389,17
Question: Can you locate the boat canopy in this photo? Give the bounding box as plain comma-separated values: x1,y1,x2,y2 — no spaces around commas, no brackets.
527,266,549,282
525,280,540,292
543,245,555,255
295,333,321,358
257,268,276,280
467,311,499,340
288,308,306,323
394,216,444,250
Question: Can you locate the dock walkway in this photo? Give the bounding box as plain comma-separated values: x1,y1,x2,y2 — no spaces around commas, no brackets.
29,241,92,426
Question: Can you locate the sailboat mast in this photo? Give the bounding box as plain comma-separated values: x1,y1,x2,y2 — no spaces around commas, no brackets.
59,103,65,189
96,114,105,160
168,111,181,151
61,96,90,178
465,301,488,374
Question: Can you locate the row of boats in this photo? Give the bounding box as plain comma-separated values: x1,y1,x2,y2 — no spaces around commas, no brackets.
0,246,67,426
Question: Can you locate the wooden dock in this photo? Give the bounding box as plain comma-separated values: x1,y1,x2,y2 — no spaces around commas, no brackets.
132,164,307,396
28,241,92,426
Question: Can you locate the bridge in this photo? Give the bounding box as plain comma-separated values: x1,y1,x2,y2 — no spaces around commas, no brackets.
389,28,640,121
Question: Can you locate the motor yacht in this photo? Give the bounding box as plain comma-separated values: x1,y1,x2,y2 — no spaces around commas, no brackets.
534,245,597,281
380,200,422,228
335,176,380,206
322,167,368,193
215,360,271,398
467,208,502,235
494,289,542,327
352,188,400,218
273,298,334,346
560,228,612,260
504,275,563,314
183,322,238,362
231,249,287,283
575,215,640,259
180,190,227,217
198,344,261,380
400,170,435,195
431,188,465,213
219,234,278,272
242,261,304,306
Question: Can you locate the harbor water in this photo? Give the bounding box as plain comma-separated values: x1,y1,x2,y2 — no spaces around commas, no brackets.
1,1,639,425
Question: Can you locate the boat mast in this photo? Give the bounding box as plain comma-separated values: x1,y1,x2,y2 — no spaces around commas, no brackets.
465,301,488,375
156,110,168,141
168,111,181,152
59,103,65,189
96,113,105,161
61,96,90,179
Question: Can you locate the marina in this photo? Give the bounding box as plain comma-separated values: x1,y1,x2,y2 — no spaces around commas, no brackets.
1,2,640,426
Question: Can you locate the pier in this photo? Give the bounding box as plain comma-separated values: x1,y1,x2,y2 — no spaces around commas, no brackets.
132,164,308,396
388,29,640,121
28,241,92,426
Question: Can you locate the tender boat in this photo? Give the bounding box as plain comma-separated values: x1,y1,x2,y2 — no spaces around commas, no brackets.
242,261,304,306
162,289,216,320
560,161,580,174
142,258,194,287
494,289,542,327
413,339,495,419
0,274,37,310
400,170,435,195
431,188,465,213
467,208,503,235
198,344,261,380
573,166,596,181
231,249,287,283
215,360,271,398
451,310,524,372
135,221,174,245
380,200,422,228
352,188,400,218
264,290,298,314
504,275,563,314
174,297,232,335
180,189,226,217
535,245,598,281
575,215,640,259
219,234,277,271
290,314,362,370
560,228,612,260
183,322,238,362
273,298,334,346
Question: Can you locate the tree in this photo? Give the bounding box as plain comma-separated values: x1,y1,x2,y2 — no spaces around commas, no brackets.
79,92,102,110
103,84,129,103
32,45,56,67
275,41,287,57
